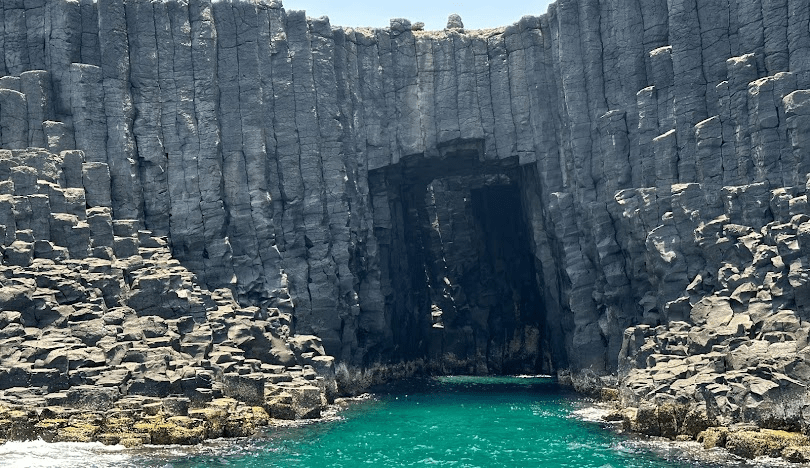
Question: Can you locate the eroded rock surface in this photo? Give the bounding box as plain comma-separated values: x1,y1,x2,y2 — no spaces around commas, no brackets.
0,148,335,444
2,0,810,454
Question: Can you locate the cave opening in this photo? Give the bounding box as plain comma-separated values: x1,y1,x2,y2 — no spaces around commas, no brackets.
364,146,553,375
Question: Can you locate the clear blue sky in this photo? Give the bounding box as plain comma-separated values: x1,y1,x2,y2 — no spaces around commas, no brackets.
281,0,557,31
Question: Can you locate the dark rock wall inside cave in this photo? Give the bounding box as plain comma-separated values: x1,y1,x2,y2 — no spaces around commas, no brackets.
1,0,810,374
423,177,546,374
368,150,553,373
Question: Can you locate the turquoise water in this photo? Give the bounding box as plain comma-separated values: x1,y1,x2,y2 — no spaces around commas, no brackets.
2,376,757,467
133,376,715,467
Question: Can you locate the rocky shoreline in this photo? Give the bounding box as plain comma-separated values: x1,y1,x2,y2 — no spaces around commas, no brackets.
611,400,810,464
582,174,810,464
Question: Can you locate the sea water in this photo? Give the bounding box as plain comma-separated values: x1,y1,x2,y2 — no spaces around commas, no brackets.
0,376,785,467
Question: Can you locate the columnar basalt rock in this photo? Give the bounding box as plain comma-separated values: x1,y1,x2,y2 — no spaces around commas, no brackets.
1,0,810,450
0,147,336,444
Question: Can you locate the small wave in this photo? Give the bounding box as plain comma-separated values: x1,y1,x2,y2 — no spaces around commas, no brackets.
750,455,803,467
570,405,614,423
0,440,132,468
336,392,375,402
623,436,778,467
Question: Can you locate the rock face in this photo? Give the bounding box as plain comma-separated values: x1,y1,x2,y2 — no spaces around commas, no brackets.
0,147,336,443
2,0,810,433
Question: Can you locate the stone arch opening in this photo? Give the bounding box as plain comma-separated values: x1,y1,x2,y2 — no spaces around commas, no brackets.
364,142,557,374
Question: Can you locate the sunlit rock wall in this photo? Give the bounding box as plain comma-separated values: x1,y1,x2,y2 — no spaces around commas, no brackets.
1,0,809,373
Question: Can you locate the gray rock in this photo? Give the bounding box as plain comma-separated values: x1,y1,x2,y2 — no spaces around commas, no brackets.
82,162,111,208
43,121,75,153
0,89,28,150
222,372,265,406
4,0,810,449
4,241,32,266
64,384,118,410
446,14,463,30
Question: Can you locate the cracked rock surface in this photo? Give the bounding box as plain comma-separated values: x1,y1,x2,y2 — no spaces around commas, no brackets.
0,148,336,444
2,0,810,451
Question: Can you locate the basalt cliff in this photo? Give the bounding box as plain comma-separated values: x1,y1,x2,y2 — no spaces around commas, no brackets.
1,0,810,453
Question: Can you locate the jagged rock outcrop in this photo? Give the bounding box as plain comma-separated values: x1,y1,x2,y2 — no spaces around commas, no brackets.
2,0,810,449
0,148,336,444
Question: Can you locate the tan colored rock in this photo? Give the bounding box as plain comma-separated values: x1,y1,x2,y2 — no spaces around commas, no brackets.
725,429,809,459
698,426,728,449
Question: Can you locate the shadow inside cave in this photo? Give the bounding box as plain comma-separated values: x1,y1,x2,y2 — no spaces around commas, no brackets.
362,142,557,375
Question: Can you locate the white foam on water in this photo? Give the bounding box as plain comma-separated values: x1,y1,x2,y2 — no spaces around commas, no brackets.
571,405,613,423
0,440,134,468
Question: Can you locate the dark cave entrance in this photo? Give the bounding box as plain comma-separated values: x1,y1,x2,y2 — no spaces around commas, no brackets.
364,145,552,375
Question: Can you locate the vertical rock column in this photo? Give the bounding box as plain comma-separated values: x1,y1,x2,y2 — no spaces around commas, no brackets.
190,0,233,288
213,0,265,298
44,0,81,119
525,17,564,193
696,0,732,118
637,86,659,186
454,25,485,150
285,11,334,334
694,116,724,189
747,72,796,186
668,0,706,183
504,24,536,165
572,0,604,197
312,16,354,352
788,0,810,88
469,34,495,160
653,129,677,207
715,79,740,185
556,0,599,198
79,0,100,66
267,6,307,312
727,54,759,182
375,29,398,164
598,0,642,192
390,19,424,157
70,64,106,164
358,31,391,169
4,0,30,75
0,6,6,77
235,0,276,298
272,10,312,318
24,0,47,70
487,33,517,160
0,88,28,149
336,27,386,361
20,70,52,148
97,0,142,220
125,0,169,236
415,33,439,159
783,90,810,181
737,0,766,73
547,191,603,371
256,1,287,302
693,115,726,213
598,110,631,195
762,0,789,74
433,30,461,148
